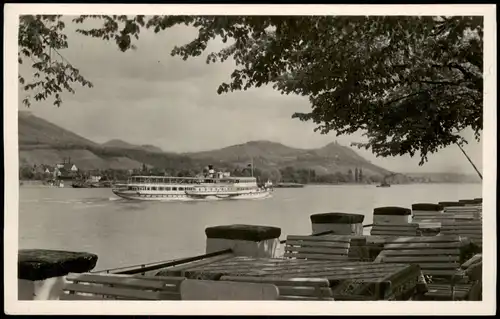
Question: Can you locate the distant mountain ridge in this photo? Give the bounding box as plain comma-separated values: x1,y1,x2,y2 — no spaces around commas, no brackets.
102,139,164,153
185,140,391,177
18,112,392,177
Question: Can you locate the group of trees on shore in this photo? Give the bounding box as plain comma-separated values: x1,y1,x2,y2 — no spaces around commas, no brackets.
19,162,383,185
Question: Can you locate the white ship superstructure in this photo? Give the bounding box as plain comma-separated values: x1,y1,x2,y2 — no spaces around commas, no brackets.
112,166,272,201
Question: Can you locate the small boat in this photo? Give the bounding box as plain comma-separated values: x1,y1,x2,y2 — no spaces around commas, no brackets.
377,182,391,187
72,181,88,188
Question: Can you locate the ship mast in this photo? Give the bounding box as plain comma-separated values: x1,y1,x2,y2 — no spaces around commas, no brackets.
251,157,254,177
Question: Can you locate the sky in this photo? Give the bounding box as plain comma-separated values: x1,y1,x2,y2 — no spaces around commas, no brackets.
18,16,484,174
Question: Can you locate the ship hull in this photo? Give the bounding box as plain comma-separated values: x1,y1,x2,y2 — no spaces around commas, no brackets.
112,189,272,201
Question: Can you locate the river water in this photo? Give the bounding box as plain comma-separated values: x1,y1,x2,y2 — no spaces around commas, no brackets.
19,183,482,271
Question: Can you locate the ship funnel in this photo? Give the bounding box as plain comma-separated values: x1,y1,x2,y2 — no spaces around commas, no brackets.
208,164,215,175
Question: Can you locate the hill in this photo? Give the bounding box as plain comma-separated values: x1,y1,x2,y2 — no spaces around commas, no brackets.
102,139,164,153
18,112,203,171
18,112,392,179
186,140,391,177
19,111,98,148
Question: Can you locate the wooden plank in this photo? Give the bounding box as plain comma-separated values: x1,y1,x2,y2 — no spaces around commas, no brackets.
372,224,418,228
165,259,268,273
441,227,483,231
257,262,395,274
284,253,350,260
371,231,417,236
179,280,279,300
382,249,460,256
371,227,418,231
385,236,460,244
417,263,461,269
284,246,349,255
441,232,482,237
278,286,333,297
382,256,460,263
424,269,464,276
185,260,331,276
371,231,419,234
305,271,396,281
60,293,105,300
415,214,464,218
63,283,173,300
441,227,483,233
279,295,334,301
384,242,463,250
442,221,482,226
140,275,187,282
65,273,183,290
286,235,351,242
160,252,235,273
285,240,350,249
427,284,473,292
269,266,406,280
441,234,482,238
220,276,330,287
417,223,442,229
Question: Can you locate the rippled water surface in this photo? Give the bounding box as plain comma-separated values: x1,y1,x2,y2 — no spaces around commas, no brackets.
19,183,482,271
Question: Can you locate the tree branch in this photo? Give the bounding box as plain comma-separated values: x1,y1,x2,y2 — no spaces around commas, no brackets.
383,90,426,106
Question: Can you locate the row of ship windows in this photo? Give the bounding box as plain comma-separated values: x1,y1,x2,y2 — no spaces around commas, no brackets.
129,186,253,191
141,194,187,198
129,186,195,191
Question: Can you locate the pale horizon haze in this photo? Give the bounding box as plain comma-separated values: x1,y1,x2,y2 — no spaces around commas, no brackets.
18,16,484,175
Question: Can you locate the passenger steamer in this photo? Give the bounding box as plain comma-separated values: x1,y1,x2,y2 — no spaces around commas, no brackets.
112,167,273,201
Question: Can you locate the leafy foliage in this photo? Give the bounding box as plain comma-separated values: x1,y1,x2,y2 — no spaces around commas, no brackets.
18,15,483,164
148,15,483,165
18,15,93,107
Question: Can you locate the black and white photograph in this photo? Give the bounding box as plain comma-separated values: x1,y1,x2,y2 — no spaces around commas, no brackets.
4,3,496,315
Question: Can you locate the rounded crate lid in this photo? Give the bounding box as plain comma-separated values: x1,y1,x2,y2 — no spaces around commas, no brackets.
310,212,365,224
438,201,465,207
411,203,443,211
205,224,281,242
373,206,411,216
18,249,98,281
459,199,477,205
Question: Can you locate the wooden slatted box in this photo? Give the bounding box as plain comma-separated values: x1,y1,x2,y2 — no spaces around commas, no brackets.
370,223,419,237
283,235,351,261
377,236,473,300
61,273,186,300
440,220,483,249
220,276,334,301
